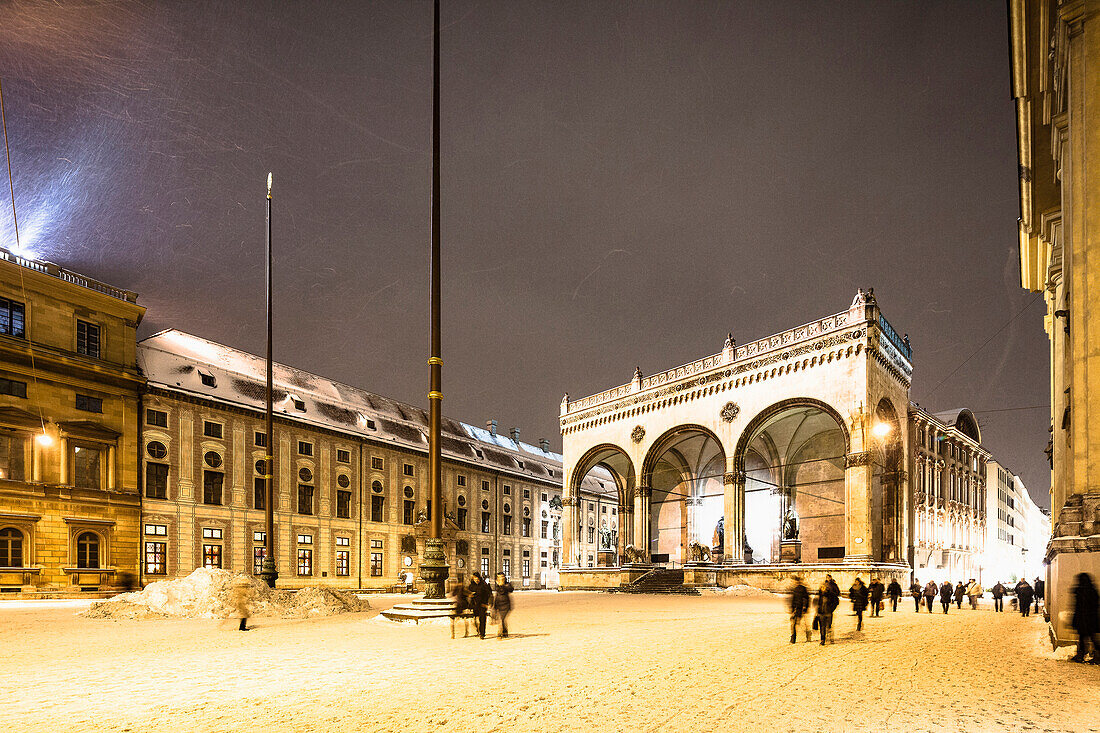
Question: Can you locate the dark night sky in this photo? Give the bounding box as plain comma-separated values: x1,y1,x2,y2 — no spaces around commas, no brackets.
0,1,1051,506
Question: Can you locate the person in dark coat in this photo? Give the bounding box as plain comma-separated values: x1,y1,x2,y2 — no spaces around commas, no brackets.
886,579,903,612
992,581,1006,612
910,579,923,612
850,577,869,631
939,580,953,614
1015,579,1034,617
450,582,471,639
924,581,938,613
468,572,492,639
1070,572,1099,663
789,576,811,643
954,581,966,609
814,577,840,645
492,572,514,638
1033,577,1045,615
868,578,885,617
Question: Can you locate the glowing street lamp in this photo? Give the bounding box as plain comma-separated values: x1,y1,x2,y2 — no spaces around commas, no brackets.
872,421,893,439
35,432,52,447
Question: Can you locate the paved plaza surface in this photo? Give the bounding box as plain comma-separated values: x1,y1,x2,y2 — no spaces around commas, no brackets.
3,591,1097,733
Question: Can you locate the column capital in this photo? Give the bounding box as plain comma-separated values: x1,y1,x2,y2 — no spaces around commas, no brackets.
845,451,873,468
561,496,577,507
634,485,651,498
723,470,745,486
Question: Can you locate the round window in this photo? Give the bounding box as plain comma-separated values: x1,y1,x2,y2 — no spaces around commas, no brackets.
503,503,511,514
372,481,383,494
481,499,489,510
337,474,350,488
404,486,414,498
523,507,531,517
255,459,266,475
298,467,313,483
457,558,465,568
146,441,167,459
204,451,222,468
457,495,466,507
542,510,548,518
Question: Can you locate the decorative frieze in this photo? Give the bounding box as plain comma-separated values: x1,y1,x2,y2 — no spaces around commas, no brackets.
845,451,873,468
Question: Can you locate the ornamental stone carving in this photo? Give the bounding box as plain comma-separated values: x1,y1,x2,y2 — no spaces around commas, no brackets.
630,425,645,443
720,402,740,423
845,451,873,468
634,485,652,498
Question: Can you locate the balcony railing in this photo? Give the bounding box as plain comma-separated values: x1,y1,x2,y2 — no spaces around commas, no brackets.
878,313,911,360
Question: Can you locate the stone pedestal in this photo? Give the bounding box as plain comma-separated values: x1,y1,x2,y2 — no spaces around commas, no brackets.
419,537,450,600
779,540,802,563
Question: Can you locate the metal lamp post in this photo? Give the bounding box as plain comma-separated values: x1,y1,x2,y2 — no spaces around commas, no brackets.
260,172,279,589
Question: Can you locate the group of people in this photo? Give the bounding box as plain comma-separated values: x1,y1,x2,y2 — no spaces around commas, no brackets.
909,579,987,614
450,571,513,639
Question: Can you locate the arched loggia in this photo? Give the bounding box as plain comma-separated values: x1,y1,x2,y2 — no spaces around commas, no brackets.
565,444,634,567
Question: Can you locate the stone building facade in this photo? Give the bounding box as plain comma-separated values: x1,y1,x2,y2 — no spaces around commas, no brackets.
137,329,562,590
908,406,989,585
1010,0,1098,647
986,460,1050,584
0,248,145,594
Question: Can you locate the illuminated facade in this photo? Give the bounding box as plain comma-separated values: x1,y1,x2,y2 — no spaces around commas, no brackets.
0,248,146,594
1010,0,1098,646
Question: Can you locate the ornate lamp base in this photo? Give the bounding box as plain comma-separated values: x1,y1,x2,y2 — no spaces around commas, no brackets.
259,557,279,589
419,537,450,600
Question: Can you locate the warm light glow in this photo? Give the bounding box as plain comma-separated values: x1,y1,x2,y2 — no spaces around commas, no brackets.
35,432,53,447
872,421,893,438
267,172,272,195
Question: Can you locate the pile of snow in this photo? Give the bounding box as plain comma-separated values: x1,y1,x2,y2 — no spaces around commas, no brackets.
82,568,367,620
702,584,779,597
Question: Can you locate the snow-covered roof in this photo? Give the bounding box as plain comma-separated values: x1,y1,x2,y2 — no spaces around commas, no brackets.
137,329,565,486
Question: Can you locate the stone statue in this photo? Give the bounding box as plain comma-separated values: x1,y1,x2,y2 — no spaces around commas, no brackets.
688,541,711,563
633,366,642,381
560,393,570,411
599,526,612,550
416,508,427,524
713,517,724,552
724,332,735,349
624,545,647,563
783,507,799,540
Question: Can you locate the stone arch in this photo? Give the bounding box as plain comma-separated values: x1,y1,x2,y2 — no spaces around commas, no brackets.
873,398,905,562
567,443,635,563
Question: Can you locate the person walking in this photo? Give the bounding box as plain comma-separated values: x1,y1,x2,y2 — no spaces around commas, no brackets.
814,577,840,645
939,580,953,614
1033,577,1045,615
450,582,471,639
1015,579,1034,618
850,577,869,631
966,579,983,610
954,581,966,609
788,575,811,643
468,572,492,639
868,577,885,618
492,572,514,639
1070,572,1099,664
910,579,923,612
887,578,903,612
924,580,938,613
228,576,254,632
992,581,1006,612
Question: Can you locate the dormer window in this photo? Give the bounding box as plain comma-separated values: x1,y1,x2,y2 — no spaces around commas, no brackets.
357,413,376,430
198,370,216,388
287,394,305,411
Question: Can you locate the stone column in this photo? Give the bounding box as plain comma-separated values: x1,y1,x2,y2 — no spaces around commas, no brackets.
562,495,576,567
106,445,116,490
59,436,69,486
844,450,874,562
723,471,745,564
633,486,651,559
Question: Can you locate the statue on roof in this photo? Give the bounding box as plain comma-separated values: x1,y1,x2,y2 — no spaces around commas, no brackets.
632,366,642,381
724,332,735,350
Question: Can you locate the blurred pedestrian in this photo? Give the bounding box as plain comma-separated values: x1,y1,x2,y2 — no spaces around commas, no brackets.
910,579,923,612
939,581,953,614
1070,572,1099,664
869,577,885,617
1033,576,1045,615
966,579,983,610
954,581,966,609
1015,579,1034,617
788,575,811,643
450,582,471,639
492,572,514,639
468,572,492,639
924,580,938,613
402,570,414,593
814,577,840,645
992,581,1006,612
886,578,902,612
228,576,254,632
850,577,869,631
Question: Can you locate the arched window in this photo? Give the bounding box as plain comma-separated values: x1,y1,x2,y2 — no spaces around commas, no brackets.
0,527,23,567
77,532,100,569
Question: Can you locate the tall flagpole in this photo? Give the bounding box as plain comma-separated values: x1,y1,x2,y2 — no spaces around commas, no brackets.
261,172,278,589
420,0,449,600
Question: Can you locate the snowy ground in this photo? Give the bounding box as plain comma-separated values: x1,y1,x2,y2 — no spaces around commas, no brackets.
2,592,1097,733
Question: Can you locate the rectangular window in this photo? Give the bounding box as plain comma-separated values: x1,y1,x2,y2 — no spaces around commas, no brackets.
203,421,223,439
523,559,531,578
587,527,595,543
145,463,168,499
75,394,102,413
503,516,512,535
481,480,490,491
297,534,312,544
298,441,313,456
371,495,385,523
144,524,167,536
457,474,466,486
522,518,531,537
0,377,27,398
480,557,490,576
297,485,314,515
297,548,312,576
503,485,511,495
203,471,223,505
0,297,25,338
202,527,223,539
541,521,548,539
587,555,594,568
336,536,350,546
0,434,26,481
457,507,467,531
403,500,415,525
336,449,350,463
73,445,101,488
371,456,384,470
335,550,350,576
523,489,530,499
481,512,490,533
370,552,383,577
253,546,266,574
198,370,216,388
202,544,222,568
76,320,100,358
253,477,266,510
336,490,352,519
254,531,266,543
371,539,383,549
254,431,267,447
502,558,510,577
541,492,547,502
403,463,414,476
145,541,166,575
146,408,168,427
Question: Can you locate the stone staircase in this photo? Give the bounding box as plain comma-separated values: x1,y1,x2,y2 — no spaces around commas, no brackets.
380,597,457,623
618,568,699,595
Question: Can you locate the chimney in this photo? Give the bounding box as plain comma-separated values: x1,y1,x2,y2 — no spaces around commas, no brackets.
486,419,498,436
509,427,520,443
539,438,550,453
